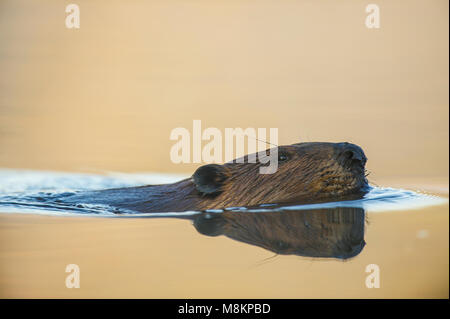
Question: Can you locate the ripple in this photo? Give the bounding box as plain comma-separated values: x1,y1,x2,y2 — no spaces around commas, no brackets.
0,169,447,217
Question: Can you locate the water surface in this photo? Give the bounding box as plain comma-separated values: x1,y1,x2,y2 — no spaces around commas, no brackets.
0,170,447,298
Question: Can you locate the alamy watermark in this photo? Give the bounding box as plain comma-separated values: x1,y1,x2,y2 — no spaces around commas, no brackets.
169,120,279,174
365,4,380,29
65,264,80,288
65,4,80,29
365,264,380,288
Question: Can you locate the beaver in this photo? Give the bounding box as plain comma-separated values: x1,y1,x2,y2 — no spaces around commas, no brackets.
58,142,369,213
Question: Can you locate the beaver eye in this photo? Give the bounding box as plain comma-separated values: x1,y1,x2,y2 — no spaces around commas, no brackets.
278,153,289,162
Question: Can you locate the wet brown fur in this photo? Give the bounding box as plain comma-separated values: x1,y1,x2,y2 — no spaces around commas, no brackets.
91,142,368,213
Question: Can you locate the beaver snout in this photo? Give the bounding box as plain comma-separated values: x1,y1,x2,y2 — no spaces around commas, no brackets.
336,143,367,171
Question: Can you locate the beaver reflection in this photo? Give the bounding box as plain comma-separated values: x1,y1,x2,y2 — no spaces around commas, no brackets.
192,207,366,260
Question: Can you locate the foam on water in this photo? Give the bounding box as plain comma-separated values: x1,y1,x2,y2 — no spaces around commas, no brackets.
0,169,447,217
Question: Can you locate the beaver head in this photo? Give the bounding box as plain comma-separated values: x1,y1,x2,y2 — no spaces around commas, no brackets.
192,142,368,209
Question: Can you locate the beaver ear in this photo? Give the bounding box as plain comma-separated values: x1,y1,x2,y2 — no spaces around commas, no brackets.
192,164,228,195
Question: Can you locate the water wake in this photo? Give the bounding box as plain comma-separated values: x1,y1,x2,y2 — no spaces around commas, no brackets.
0,169,446,217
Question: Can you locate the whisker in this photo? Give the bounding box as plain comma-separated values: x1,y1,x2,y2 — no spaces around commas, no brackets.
249,253,279,268
250,136,279,148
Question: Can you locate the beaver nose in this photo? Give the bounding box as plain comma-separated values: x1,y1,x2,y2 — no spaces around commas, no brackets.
337,143,366,168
